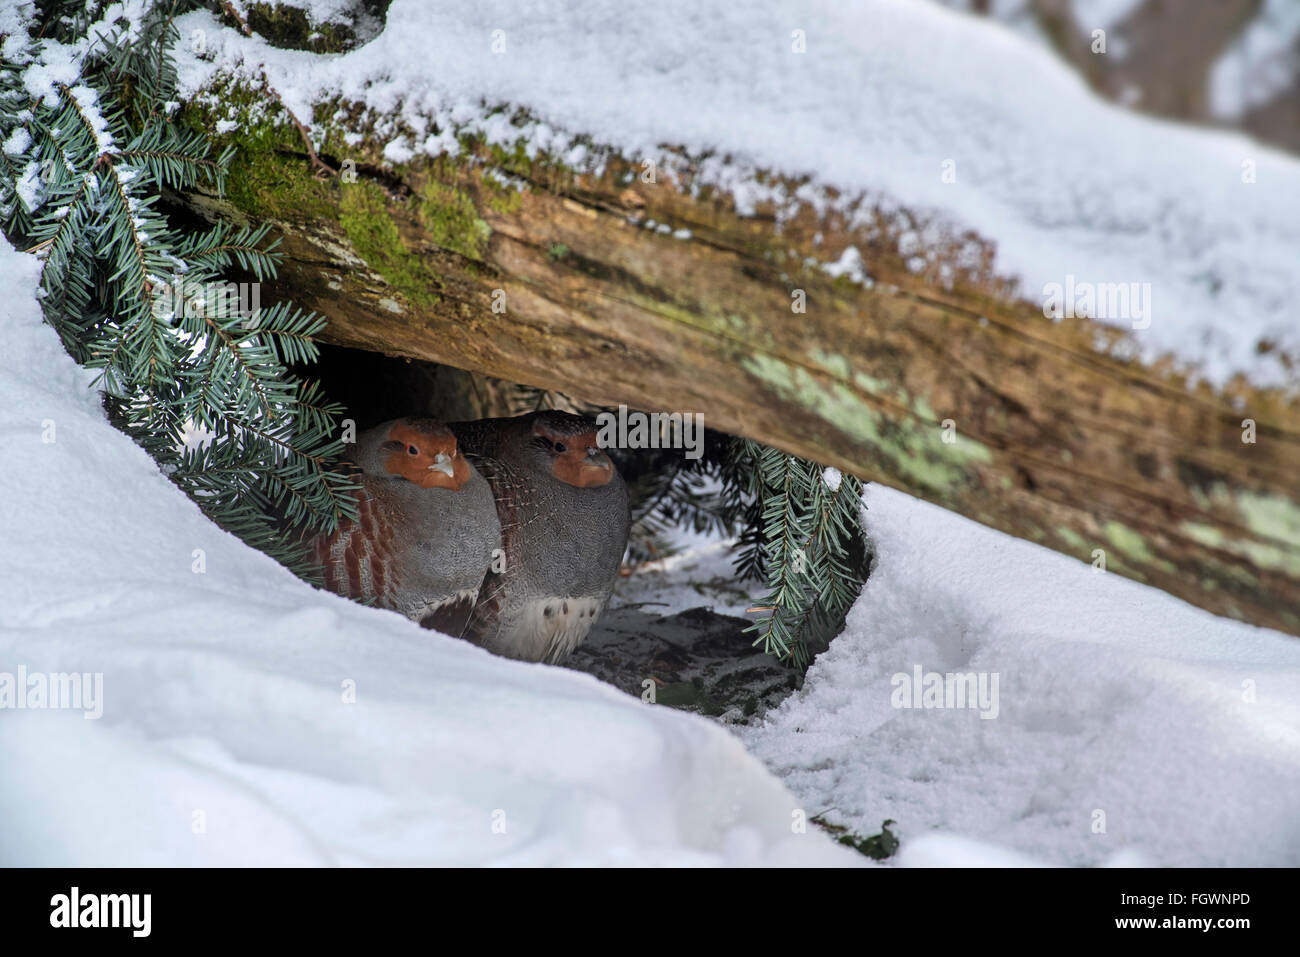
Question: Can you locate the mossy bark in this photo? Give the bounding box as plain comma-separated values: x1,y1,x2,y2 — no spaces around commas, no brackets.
177,97,1300,638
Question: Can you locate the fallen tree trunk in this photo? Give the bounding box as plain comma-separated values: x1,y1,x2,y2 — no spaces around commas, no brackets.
175,100,1300,638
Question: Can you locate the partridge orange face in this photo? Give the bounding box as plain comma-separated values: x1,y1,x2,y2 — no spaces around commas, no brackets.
382,421,472,490
532,420,614,488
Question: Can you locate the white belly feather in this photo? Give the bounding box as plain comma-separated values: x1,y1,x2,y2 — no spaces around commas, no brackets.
504,596,605,663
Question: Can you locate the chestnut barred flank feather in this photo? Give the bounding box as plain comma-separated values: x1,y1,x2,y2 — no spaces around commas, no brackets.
313,492,400,606
307,418,500,636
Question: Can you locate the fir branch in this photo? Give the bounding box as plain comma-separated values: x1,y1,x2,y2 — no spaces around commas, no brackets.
198,312,276,417
1,0,357,573
740,441,866,669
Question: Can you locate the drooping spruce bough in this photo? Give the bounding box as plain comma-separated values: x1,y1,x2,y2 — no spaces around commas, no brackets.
1,0,866,666
1,0,359,569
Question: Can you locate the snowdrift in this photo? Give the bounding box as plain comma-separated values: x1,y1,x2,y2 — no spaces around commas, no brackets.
743,485,1300,866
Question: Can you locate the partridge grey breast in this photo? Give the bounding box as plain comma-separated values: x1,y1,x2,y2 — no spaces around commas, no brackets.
452,411,630,663
308,417,501,636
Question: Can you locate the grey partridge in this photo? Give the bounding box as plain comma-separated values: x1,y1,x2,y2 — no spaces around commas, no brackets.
452,411,630,663
308,417,501,635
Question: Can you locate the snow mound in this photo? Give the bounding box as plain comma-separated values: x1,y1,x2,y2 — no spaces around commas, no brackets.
0,238,852,867
742,484,1300,867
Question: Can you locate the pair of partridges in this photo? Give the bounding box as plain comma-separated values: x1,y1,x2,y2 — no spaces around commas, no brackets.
309,411,630,664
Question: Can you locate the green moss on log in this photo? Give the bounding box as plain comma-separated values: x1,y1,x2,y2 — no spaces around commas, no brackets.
339,181,443,308
740,353,991,496
417,180,490,261
225,145,336,223
180,82,335,223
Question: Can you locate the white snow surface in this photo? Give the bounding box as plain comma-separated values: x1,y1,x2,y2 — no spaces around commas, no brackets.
741,484,1300,867
171,0,1300,388
0,238,853,867
5,218,1299,864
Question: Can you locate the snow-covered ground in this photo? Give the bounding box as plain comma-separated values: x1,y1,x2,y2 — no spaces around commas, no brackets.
0,238,853,867
173,0,1300,388
741,485,1300,867
614,527,756,620
608,480,1300,866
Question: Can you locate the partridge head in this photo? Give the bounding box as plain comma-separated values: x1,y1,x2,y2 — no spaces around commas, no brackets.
453,411,630,663
355,417,474,489
309,417,501,635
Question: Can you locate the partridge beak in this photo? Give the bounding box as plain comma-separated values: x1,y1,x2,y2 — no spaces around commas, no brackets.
580,447,613,478
430,452,457,477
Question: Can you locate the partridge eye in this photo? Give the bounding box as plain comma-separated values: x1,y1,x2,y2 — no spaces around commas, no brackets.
553,441,567,453
407,445,419,456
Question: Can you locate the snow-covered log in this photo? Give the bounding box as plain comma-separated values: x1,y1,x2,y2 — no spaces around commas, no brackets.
172,0,1300,636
